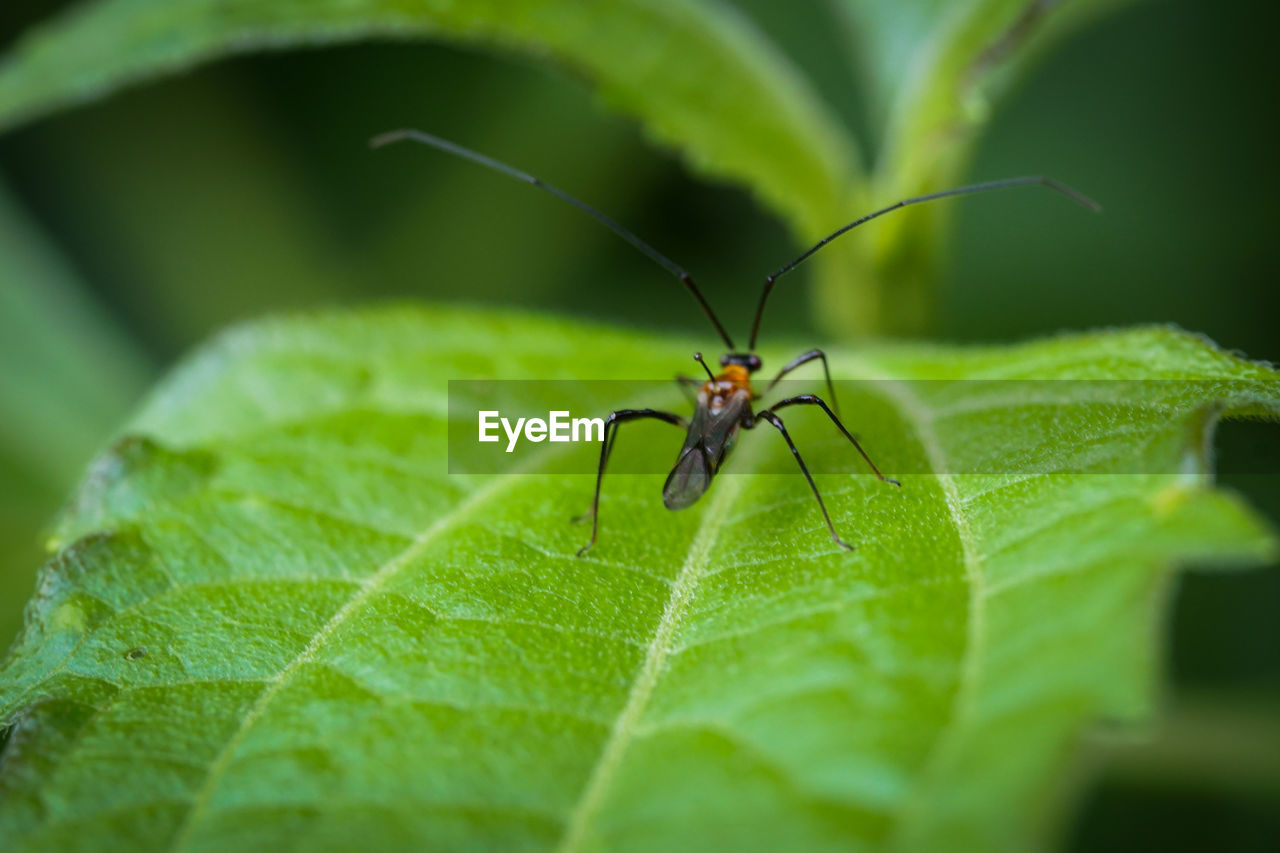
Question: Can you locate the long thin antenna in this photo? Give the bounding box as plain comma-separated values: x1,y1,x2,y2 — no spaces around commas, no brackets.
748,176,1100,350
371,129,736,349
693,352,716,382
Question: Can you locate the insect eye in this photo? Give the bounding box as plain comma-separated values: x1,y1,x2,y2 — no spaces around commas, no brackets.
749,355,761,371
719,354,731,367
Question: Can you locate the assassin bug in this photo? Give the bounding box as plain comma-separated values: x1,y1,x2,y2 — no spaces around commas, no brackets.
372,129,1099,555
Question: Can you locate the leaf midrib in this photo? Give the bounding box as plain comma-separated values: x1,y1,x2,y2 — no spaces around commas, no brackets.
553,447,754,852
847,358,985,847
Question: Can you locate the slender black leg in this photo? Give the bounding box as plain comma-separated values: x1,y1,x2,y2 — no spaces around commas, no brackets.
752,411,852,550
576,409,685,556
764,349,839,416
768,394,901,484
766,394,900,486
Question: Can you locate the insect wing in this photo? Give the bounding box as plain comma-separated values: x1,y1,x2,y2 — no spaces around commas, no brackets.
662,446,711,510
662,389,750,510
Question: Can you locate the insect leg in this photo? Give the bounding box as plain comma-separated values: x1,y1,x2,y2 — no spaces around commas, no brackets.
766,394,900,486
752,410,852,550
577,409,686,556
763,349,839,415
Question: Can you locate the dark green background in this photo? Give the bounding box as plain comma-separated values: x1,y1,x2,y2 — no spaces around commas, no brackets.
1,0,1276,848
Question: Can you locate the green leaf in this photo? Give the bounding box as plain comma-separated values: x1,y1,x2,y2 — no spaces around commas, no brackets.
0,0,857,262
1,306,1276,851
828,0,1132,333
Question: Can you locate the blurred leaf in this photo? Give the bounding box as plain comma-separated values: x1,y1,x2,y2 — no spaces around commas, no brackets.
0,1,1144,339
0,177,150,484
1,306,1276,850
829,0,1131,333
25,74,355,355
1085,691,1280,801
0,0,859,262
0,176,151,648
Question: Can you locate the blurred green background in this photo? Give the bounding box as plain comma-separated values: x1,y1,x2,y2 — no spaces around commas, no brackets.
0,0,1276,848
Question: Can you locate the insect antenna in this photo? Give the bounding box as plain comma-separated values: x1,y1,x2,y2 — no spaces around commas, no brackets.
747,176,1101,350
692,352,716,382
371,129,736,349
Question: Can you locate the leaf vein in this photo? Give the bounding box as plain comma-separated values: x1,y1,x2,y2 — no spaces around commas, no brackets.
165,473,518,850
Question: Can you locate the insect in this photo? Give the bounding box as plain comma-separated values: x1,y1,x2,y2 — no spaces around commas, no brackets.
373,129,1098,555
